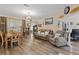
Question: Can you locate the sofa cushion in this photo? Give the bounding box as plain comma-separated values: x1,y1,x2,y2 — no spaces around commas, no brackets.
56,30,65,37
45,31,49,35
38,31,41,34
48,34,55,38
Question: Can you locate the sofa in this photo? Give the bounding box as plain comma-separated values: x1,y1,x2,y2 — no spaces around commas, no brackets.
48,30,68,47
33,30,50,40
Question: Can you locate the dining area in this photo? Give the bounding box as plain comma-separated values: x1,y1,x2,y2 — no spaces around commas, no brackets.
0,16,27,49
0,30,23,48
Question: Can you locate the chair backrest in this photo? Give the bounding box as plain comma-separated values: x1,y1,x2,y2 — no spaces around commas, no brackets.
0,31,4,47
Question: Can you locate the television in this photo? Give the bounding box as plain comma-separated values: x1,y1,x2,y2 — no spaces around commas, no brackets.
45,17,53,25
71,29,79,41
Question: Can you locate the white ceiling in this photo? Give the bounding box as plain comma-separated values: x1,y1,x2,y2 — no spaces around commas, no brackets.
0,4,69,20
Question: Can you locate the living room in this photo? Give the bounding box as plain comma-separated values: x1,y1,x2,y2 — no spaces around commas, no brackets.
32,4,79,55
0,4,79,55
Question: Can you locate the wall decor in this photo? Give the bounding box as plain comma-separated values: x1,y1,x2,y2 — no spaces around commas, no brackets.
64,6,70,15
45,17,53,25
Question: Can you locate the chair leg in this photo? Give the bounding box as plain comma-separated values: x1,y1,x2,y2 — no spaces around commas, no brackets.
18,39,22,46
19,38,22,45
18,41,20,46
1,41,4,48
11,42,13,48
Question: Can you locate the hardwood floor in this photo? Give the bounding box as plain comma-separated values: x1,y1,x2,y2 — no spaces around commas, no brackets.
0,33,79,55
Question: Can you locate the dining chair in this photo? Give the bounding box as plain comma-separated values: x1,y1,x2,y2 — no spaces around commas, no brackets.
0,31,4,47
18,32,23,45
10,31,20,48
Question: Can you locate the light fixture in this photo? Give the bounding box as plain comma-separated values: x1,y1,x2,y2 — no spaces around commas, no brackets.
24,4,32,21
26,15,32,20
24,10,35,16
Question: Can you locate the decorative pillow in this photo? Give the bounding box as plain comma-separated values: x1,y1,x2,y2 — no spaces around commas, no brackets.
40,31,45,34
55,33,61,37
56,30,65,37
45,31,49,35
49,30,54,35
38,31,40,34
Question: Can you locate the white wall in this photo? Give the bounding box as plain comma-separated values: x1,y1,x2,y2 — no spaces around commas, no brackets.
62,12,79,32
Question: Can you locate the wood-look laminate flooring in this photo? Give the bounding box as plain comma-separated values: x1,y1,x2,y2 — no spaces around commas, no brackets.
0,33,79,55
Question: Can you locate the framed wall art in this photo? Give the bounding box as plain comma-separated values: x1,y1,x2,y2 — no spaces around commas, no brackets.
45,17,53,25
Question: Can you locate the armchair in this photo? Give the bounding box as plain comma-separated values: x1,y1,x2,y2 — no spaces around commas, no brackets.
48,30,67,47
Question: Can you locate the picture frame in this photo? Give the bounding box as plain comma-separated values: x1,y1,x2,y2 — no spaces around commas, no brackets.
45,17,53,25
